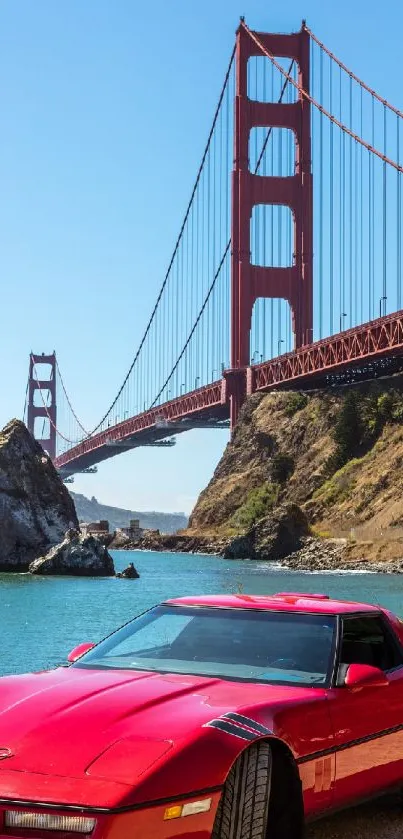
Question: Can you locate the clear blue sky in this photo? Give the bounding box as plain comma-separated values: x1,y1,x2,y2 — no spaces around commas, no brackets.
2,0,402,515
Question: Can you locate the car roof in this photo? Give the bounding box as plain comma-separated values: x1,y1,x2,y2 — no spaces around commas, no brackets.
165,593,380,615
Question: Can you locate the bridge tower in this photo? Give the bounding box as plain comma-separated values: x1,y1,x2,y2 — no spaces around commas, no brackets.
229,21,313,427
27,352,57,460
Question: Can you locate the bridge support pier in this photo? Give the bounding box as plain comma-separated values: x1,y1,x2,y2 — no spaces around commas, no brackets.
230,21,313,429
223,369,247,430
27,352,57,460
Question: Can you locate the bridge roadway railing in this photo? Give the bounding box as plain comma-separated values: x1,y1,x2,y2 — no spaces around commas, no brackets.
54,380,226,473
248,310,403,393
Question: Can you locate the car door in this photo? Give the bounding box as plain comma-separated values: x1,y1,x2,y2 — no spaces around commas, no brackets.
326,612,403,807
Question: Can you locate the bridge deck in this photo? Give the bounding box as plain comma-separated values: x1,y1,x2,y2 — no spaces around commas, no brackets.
55,382,227,477
55,310,403,477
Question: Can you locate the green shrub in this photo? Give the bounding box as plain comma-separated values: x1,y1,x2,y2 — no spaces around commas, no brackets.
313,460,358,505
328,386,403,473
310,525,332,539
330,391,362,469
360,389,403,442
391,398,403,422
284,392,308,417
231,482,279,532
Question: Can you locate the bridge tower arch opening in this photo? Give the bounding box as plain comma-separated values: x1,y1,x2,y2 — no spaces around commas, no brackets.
250,296,293,364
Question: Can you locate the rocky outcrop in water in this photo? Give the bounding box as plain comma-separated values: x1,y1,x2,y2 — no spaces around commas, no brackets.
0,420,78,571
29,529,115,576
116,562,140,579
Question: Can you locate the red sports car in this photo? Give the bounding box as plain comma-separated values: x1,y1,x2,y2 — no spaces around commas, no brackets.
1,592,403,839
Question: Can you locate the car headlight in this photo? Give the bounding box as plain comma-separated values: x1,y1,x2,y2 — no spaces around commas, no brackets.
4,811,96,833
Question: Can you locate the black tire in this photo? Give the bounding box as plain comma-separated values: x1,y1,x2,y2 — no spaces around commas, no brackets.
211,741,272,839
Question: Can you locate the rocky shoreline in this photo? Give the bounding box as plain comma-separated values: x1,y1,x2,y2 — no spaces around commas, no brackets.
281,537,403,574
116,529,403,574
3,410,403,577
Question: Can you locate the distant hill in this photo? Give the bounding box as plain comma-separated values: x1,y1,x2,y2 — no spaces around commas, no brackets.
70,492,187,534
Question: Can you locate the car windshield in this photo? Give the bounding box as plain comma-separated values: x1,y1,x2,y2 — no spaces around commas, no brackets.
72,606,336,687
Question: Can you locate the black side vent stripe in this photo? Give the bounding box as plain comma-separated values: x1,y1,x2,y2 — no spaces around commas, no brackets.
223,713,272,735
204,719,258,741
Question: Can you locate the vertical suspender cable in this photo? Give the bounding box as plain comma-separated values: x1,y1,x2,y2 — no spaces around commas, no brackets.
383,103,387,315
329,54,334,334
218,95,223,372
212,126,216,378
360,86,363,325
339,66,342,329
262,65,267,358
206,145,211,379
270,62,274,357
286,80,292,349
368,146,372,322
342,127,346,324
278,90,283,350
354,111,358,327
226,76,230,367
201,164,205,385
349,73,353,324
253,60,259,359
398,115,402,310
194,186,198,385
370,97,375,318
319,46,323,338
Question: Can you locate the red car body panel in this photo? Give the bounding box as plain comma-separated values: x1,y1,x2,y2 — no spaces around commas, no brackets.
0,593,402,837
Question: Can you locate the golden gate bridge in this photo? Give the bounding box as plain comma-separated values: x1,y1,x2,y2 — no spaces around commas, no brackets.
24,20,403,479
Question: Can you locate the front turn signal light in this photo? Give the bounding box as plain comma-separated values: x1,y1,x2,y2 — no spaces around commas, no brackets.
5,811,96,833
163,805,183,820
163,798,212,819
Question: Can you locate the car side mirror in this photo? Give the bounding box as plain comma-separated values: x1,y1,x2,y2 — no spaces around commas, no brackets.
67,642,95,663
344,663,389,690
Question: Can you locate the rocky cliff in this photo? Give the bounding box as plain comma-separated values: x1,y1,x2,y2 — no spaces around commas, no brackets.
0,420,78,571
187,376,403,569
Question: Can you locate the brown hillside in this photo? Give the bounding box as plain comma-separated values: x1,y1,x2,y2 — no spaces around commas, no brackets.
188,378,403,564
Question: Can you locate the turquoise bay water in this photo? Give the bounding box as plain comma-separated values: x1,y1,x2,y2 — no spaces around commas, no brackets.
2,550,403,677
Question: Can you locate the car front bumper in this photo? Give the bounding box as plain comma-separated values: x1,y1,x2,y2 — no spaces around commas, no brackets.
0,792,222,839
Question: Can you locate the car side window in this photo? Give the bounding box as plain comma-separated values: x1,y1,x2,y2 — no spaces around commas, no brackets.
340,615,403,673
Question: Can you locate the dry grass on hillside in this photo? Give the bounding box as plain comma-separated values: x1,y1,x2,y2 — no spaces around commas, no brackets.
188,380,403,564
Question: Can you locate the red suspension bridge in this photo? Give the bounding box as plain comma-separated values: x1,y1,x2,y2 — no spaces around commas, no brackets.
24,20,403,479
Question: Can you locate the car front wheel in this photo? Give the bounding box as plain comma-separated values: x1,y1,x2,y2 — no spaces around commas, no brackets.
211,741,272,839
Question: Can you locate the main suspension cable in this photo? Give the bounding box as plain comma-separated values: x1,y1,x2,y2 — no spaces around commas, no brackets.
83,44,237,437
242,22,403,174
150,59,295,408
305,24,403,120
55,358,90,437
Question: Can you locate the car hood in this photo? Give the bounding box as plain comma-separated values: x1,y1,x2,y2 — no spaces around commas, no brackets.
0,666,322,807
